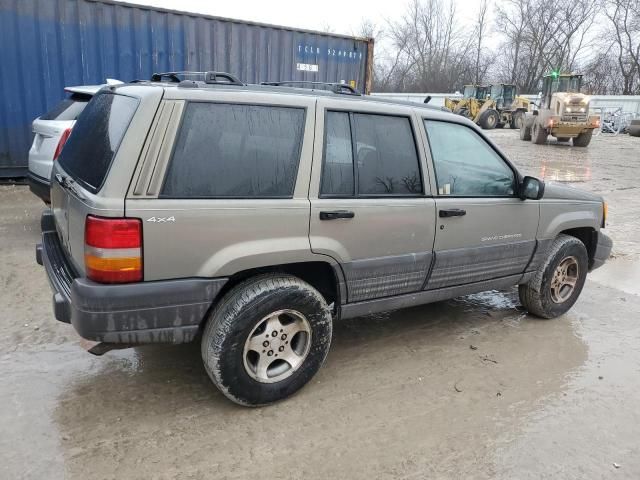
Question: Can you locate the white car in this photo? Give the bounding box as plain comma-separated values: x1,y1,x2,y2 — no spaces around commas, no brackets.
28,81,122,202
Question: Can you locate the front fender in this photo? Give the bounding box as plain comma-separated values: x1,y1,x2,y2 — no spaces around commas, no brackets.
538,200,601,239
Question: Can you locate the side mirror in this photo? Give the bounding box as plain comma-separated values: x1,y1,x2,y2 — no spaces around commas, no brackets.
520,176,545,200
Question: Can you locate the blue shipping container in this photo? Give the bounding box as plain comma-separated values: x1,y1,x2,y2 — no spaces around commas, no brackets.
0,0,373,177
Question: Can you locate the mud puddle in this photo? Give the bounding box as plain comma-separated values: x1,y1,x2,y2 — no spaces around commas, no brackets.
1,289,588,479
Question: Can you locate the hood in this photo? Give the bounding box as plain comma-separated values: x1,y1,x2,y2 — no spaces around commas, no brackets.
543,182,602,202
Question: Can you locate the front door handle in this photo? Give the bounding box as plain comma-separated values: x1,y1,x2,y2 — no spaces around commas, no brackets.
439,208,467,218
320,210,355,220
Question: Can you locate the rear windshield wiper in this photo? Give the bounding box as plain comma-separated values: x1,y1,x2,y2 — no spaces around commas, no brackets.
55,173,86,200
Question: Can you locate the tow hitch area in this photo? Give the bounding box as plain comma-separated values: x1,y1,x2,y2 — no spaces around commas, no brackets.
79,338,135,356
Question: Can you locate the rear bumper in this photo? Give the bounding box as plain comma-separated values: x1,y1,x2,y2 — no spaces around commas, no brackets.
591,231,613,271
27,172,50,203
37,210,227,344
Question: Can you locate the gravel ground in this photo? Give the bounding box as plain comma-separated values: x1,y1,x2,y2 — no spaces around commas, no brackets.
1,130,639,479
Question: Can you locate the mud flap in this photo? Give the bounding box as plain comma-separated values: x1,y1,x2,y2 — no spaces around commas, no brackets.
79,338,135,356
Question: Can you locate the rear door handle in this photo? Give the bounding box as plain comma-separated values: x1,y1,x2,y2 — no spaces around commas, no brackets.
320,210,355,220
439,208,467,218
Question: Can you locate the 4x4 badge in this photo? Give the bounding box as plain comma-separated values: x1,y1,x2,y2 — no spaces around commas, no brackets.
146,216,175,223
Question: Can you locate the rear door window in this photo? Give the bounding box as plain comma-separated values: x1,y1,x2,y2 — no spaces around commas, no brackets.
161,103,305,198
57,92,139,192
353,113,422,195
39,93,92,121
320,111,422,196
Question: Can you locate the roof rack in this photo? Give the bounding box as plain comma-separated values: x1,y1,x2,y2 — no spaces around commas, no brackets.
149,71,245,86
260,81,361,96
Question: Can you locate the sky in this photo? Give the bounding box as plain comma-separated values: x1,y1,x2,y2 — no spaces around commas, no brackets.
114,0,480,38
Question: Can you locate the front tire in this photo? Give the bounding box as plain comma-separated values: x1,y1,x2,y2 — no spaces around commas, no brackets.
201,274,332,406
479,109,499,129
573,130,593,147
531,122,548,144
519,235,588,319
455,107,470,119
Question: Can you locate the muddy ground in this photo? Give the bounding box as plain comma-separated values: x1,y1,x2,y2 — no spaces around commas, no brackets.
1,130,639,479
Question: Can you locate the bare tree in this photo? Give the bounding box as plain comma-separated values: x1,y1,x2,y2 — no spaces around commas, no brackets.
583,49,626,94
368,0,635,95
604,0,640,94
473,0,490,84
494,0,598,92
380,0,476,92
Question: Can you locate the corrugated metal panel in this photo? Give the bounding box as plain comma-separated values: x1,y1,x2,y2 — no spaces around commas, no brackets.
0,0,373,176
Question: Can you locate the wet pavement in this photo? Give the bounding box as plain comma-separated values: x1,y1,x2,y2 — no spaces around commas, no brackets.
1,131,639,479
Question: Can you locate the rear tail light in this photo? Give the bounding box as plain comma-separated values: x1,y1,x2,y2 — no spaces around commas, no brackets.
84,215,143,283
53,128,72,161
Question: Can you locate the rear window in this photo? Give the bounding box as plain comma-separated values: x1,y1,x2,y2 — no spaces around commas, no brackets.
58,92,139,193
161,103,305,198
39,93,92,121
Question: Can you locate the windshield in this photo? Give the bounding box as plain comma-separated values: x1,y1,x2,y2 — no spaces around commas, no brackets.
552,76,582,93
463,86,475,98
490,85,502,98
503,85,515,100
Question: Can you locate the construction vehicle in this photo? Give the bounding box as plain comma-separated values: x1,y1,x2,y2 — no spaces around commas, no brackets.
520,72,600,147
446,83,529,130
444,84,489,116
481,83,530,129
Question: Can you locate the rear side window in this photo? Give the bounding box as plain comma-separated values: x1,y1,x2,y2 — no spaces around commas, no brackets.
58,92,139,192
161,103,305,198
320,112,422,196
39,93,92,121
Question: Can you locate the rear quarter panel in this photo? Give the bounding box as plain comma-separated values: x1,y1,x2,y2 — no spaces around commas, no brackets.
52,86,163,274
126,91,319,281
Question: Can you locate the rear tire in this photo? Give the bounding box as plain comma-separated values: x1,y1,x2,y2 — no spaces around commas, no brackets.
479,109,499,129
519,235,588,319
531,122,548,144
519,121,532,141
201,274,332,406
511,112,524,130
573,130,593,147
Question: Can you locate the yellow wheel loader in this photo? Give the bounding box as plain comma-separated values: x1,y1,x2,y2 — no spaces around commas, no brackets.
478,84,530,130
520,73,600,147
444,84,489,117
446,84,529,130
